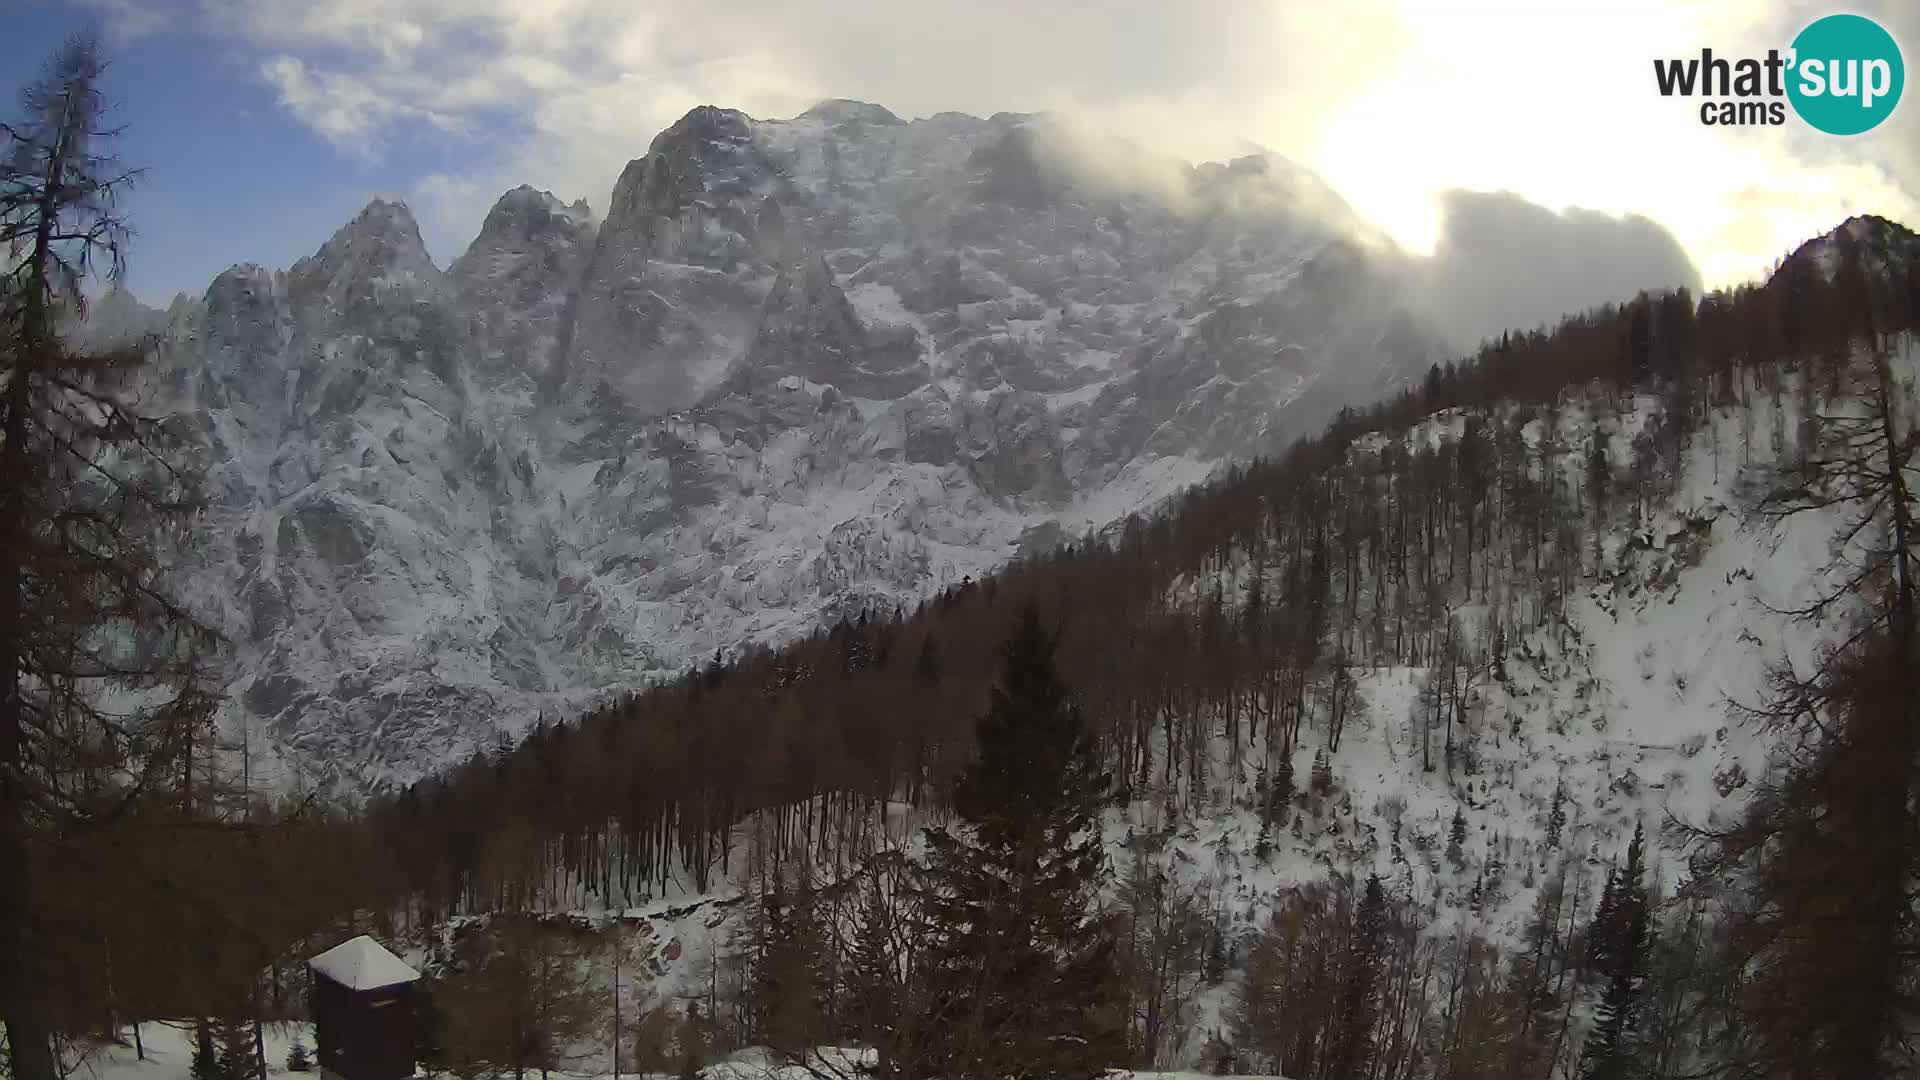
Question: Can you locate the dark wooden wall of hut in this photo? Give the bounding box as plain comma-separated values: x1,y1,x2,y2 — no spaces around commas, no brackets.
310,973,416,1080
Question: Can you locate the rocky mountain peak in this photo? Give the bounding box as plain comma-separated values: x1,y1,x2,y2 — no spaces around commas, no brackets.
69,280,163,350
451,187,598,402
468,185,593,244
330,197,434,265
612,106,760,222
199,264,283,362
564,105,777,418
1777,213,1920,286
283,197,442,325
796,99,904,127
452,186,596,285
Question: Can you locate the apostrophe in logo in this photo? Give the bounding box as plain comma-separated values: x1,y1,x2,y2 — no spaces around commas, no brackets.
1786,14,1903,135
1652,12,1903,134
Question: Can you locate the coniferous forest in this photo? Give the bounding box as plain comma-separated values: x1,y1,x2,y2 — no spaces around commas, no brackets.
7,32,1920,1080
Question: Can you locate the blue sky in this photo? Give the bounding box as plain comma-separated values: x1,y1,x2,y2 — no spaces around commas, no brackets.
4,0,1915,309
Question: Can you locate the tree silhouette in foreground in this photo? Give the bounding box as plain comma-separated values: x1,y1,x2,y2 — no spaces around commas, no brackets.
1,36,221,1080
914,599,1124,1080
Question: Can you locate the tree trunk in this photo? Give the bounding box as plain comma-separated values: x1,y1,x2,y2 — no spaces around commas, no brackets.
0,97,80,1077
1843,346,1920,1074
1,315,56,1080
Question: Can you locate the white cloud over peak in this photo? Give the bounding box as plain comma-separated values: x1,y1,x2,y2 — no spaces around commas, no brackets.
259,55,470,154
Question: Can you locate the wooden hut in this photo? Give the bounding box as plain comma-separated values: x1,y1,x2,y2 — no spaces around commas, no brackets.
307,935,421,1080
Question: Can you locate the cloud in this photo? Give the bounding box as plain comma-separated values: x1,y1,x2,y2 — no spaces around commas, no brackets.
1413,191,1704,349
186,0,1402,256
74,0,175,42
259,54,467,156
1773,0,1920,233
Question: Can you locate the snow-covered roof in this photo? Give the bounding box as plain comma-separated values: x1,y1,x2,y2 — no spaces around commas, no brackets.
307,935,420,991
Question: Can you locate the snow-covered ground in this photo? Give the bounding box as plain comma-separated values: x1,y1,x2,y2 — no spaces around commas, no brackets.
71,1026,1293,1080
68,1024,316,1080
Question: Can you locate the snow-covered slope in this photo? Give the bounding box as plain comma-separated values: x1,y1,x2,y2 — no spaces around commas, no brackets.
130,102,1443,795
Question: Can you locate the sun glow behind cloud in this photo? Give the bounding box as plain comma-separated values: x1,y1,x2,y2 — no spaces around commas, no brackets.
1307,0,1918,287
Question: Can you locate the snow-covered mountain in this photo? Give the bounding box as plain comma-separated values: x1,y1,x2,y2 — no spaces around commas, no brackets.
132,102,1445,795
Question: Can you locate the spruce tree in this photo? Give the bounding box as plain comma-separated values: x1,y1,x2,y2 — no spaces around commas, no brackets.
1588,431,1612,565
1546,779,1568,850
1270,751,1294,826
190,1022,220,1080
1325,874,1387,1080
1588,865,1624,972
752,874,830,1059
1309,748,1333,796
1580,825,1651,1080
915,599,1123,1080
1203,917,1229,985
215,1016,261,1080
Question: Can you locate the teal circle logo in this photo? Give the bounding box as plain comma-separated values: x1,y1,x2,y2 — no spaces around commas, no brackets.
1787,14,1904,135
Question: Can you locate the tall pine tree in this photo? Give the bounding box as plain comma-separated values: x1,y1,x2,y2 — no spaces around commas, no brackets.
914,599,1123,1080
1,38,220,1079
1580,824,1651,1080
1693,263,1920,1076
750,873,831,1060
1324,874,1386,1080
215,1015,261,1080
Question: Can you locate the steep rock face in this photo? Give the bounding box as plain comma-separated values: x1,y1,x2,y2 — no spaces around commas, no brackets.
151,202,575,787
738,257,923,400
564,106,778,417
132,102,1450,795
449,185,596,408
